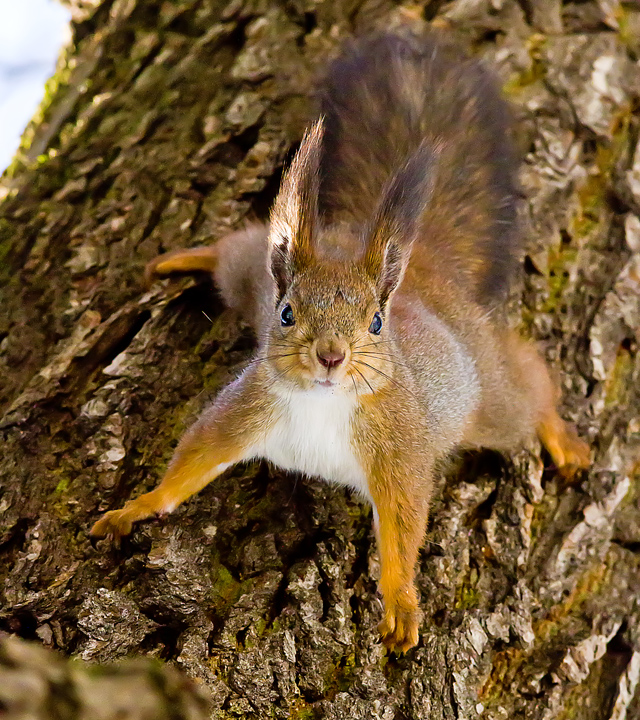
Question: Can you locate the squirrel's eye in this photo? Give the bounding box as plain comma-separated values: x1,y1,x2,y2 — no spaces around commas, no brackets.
280,304,295,327
368,312,382,335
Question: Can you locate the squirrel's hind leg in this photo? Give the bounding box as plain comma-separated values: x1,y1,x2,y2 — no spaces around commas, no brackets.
508,335,590,475
145,246,218,286
144,225,271,334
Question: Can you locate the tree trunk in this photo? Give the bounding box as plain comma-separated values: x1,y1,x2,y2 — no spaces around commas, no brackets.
1,0,640,718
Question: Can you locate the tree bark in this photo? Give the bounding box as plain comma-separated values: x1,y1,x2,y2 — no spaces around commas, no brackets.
1,0,640,718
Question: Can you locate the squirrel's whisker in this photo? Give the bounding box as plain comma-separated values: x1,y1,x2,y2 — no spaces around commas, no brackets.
352,364,376,395
354,340,394,350
350,372,359,399
352,359,419,401
245,352,300,368
270,361,297,383
352,356,411,372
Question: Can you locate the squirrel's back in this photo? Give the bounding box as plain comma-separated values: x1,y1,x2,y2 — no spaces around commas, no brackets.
318,31,520,306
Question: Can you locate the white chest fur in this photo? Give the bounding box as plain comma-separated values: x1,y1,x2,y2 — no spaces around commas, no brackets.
253,387,370,499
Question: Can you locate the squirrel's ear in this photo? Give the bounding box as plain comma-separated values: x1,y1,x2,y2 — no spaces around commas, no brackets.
363,144,435,309
269,119,323,302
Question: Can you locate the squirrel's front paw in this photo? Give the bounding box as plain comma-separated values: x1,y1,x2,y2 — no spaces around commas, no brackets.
90,491,164,541
378,593,421,653
90,509,134,540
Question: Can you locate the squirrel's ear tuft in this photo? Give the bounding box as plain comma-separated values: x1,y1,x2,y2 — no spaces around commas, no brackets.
363,144,435,309
269,119,323,302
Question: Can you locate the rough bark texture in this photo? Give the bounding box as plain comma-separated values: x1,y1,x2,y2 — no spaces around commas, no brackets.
1,0,640,718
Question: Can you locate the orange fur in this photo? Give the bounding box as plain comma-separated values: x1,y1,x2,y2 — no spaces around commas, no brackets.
144,246,218,287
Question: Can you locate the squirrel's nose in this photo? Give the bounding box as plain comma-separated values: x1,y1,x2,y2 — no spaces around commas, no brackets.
317,349,346,369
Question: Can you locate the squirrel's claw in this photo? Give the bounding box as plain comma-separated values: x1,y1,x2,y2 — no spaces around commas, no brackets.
90,510,134,541
538,414,591,480
556,428,591,477
90,492,163,541
379,602,421,654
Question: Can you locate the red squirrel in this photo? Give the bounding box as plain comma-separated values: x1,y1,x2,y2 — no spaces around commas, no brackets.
91,31,590,652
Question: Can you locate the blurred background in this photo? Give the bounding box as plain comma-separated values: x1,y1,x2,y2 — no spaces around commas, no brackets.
0,0,70,171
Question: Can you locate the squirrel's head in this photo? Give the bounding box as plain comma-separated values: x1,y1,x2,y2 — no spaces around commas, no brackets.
263,119,432,394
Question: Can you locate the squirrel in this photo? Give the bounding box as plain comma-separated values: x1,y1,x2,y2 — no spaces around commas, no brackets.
91,31,590,653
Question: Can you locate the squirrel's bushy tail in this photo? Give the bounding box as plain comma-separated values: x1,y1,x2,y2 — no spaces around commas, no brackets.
318,31,520,306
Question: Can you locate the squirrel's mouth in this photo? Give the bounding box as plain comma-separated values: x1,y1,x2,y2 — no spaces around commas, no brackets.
315,379,335,388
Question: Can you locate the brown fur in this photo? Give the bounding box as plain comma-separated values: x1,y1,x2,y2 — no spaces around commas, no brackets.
91,31,589,653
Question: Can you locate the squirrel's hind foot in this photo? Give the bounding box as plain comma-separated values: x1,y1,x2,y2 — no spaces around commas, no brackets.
144,246,218,287
538,412,591,478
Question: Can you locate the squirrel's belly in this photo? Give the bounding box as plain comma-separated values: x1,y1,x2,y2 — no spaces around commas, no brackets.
254,388,370,500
